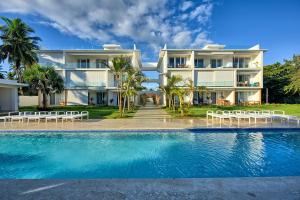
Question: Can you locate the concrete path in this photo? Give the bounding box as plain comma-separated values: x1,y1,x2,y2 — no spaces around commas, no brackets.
1,177,299,200
133,100,171,119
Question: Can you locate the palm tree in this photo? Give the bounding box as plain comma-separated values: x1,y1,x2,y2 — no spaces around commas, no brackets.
160,75,183,108
23,64,64,110
122,68,146,112
0,65,5,79
172,86,187,116
109,56,132,117
186,78,194,107
0,17,41,93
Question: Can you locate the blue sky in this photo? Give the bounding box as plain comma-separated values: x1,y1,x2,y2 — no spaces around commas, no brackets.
1,0,300,73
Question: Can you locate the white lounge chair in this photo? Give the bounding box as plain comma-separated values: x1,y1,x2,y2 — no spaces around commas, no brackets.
10,115,25,123
207,110,232,126
226,111,251,126
45,111,65,123
0,115,11,125
62,111,81,123
288,116,300,126
81,111,89,120
245,111,272,124
25,112,41,124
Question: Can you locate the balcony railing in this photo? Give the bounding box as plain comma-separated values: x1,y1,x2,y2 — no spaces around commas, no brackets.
198,81,234,87
237,81,260,87
66,82,106,88
39,62,108,69
168,64,190,69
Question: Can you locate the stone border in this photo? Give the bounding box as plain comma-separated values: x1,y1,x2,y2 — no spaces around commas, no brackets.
0,177,299,200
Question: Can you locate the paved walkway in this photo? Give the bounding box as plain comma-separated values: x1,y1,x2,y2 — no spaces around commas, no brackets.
1,177,299,200
133,101,171,119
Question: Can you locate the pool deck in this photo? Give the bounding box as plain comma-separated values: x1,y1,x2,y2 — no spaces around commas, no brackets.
0,118,299,131
1,177,299,200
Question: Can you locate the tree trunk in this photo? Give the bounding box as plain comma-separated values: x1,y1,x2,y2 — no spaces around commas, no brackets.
122,95,126,115
168,95,171,109
16,61,24,95
119,80,123,117
127,95,130,111
179,97,184,116
42,91,47,110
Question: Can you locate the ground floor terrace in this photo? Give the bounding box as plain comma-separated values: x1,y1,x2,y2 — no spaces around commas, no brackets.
48,89,141,107
193,89,262,106
47,88,261,108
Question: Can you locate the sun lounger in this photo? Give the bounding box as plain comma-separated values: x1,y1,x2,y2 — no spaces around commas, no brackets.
25,114,41,124
0,115,11,125
207,110,232,126
225,111,251,126
61,111,82,123
45,111,65,123
242,111,272,124
81,111,89,120
288,116,300,125
10,115,25,123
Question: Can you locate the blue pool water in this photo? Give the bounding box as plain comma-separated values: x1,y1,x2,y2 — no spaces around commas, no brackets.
0,129,300,179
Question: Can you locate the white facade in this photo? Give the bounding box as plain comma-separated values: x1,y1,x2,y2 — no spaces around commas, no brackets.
158,44,265,105
37,45,142,106
0,79,27,111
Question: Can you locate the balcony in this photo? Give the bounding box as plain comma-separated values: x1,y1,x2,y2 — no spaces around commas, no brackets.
237,74,260,87
237,81,260,87
198,81,234,87
168,64,190,69
39,62,108,69
66,81,106,88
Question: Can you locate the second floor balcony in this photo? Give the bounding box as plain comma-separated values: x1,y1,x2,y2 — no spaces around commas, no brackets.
198,81,234,87
168,57,190,68
237,74,260,87
39,62,108,69
66,81,106,88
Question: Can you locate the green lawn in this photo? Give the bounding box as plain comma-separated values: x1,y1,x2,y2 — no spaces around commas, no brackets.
165,104,300,118
19,105,137,119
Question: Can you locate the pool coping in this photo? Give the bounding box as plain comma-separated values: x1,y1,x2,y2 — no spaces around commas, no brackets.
1,176,300,200
0,127,300,133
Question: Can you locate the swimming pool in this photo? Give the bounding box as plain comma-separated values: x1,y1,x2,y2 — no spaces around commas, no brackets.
0,129,300,179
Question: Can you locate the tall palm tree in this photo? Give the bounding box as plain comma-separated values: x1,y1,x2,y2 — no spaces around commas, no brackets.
186,79,194,107
0,65,5,79
122,68,146,112
160,75,183,108
23,64,64,110
109,56,132,117
172,86,187,116
0,17,41,93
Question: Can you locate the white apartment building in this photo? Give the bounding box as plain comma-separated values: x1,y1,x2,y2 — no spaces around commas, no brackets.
37,44,142,106
158,44,266,106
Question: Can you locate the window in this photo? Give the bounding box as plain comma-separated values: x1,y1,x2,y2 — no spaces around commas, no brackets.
233,57,250,68
96,59,108,68
194,59,204,68
77,59,90,68
237,74,250,82
169,57,175,68
210,59,222,68
237,91,255,102
169,57,186,68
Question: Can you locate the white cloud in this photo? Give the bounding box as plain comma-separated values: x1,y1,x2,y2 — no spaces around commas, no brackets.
180,1,194,11
0,0,214,53
192,32,212,47
190,3,213,23
172,31,192,47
